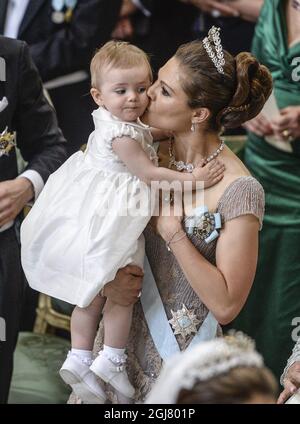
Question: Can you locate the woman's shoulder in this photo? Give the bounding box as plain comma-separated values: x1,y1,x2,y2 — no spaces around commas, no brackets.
217,175,265,230
216,145,264,205
218,175,264,204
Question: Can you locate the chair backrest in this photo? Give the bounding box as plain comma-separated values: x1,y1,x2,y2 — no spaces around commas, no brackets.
33,293,73,335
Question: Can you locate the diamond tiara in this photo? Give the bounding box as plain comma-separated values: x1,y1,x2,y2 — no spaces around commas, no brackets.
202,26,225,74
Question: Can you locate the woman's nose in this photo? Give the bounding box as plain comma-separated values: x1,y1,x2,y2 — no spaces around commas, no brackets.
147,82,156,100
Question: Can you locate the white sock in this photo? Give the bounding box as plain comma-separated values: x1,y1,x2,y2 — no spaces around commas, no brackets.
71,348,93,360
103,345,125,359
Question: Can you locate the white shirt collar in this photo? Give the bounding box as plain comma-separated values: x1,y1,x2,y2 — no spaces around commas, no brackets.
4,0,30,39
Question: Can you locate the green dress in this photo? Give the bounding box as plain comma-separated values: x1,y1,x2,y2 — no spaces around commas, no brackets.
232,0,300,382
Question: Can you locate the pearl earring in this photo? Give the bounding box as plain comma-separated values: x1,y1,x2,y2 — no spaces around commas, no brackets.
191,123,196,132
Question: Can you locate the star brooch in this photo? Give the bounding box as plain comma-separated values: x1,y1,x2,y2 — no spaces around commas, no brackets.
168,304,200,339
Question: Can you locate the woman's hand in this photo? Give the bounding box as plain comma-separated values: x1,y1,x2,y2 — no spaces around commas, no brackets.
187,0,239,17
111,17,133,39
151,202,183,242
277,362,300,404
223,0,263,22
271,106,300,141
243,113,274,137
119,0,137,17
102,265,144,306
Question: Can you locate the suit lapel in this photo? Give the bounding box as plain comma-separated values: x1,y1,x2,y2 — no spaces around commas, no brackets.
18,0,47,37
0,0,9,34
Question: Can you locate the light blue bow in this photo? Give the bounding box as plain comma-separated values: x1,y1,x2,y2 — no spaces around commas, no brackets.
184,205,222,244
52,0,77,11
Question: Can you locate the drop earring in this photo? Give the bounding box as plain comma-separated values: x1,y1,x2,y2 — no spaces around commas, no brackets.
191,123,196,132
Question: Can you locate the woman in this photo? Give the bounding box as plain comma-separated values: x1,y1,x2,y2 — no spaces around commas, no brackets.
69,28,272,403
278,337,300,403
146,331,277,404
232,0,300,382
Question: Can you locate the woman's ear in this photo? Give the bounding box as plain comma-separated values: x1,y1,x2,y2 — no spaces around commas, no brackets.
192,108,210,125
90,88,103,106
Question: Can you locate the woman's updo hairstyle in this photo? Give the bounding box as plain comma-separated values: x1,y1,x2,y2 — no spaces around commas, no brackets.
174,39,273,131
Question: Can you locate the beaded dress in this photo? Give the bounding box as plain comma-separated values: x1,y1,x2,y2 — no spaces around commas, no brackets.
69,171,265,403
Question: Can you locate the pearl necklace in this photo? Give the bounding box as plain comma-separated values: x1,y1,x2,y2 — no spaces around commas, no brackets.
168,138,225,173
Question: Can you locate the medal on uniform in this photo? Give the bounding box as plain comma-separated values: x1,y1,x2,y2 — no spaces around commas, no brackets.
0,127,16,157
51,0,77,23
51,0,65,24
64,0,77,22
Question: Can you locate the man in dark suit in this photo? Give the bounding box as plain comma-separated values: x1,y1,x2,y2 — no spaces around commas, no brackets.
0,0,122,154
0,36,67,403
122,0,197,73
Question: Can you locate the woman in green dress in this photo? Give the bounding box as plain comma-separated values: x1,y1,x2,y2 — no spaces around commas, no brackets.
232,0,300,382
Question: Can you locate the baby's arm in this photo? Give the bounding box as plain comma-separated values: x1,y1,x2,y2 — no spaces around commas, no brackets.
112,137,224,188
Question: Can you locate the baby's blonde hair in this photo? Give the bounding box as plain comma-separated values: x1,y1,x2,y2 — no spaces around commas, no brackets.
90,40,153,89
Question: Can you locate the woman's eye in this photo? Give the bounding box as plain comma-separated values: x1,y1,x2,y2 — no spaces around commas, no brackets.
115,89,126,95
161,86,170,97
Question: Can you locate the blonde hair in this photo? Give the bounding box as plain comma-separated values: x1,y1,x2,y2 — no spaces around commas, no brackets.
90,40,153,89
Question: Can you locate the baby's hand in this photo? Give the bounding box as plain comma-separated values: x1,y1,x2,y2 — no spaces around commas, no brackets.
192,159,225,188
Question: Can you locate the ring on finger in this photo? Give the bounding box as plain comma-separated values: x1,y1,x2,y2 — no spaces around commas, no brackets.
282,129,293,142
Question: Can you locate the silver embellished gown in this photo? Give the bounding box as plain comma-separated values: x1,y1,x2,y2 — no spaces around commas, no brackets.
69,175,265,404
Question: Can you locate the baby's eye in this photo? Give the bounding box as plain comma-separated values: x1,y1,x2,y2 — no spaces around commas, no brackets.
137,87,146,93
161,86,170,97
115,89,126,95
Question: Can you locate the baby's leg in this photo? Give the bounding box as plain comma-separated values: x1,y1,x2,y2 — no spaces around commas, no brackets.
101,234,144,348
90,300,135,399
60,294,107,403
89,235,145,399
71,294,106,350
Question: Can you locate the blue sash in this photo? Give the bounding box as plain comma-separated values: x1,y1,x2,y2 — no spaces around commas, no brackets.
141,256,218,362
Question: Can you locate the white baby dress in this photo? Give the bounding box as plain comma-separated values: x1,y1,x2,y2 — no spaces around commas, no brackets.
21,107,158,307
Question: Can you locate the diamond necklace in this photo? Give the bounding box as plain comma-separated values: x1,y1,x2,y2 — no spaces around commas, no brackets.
168,138,225,173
